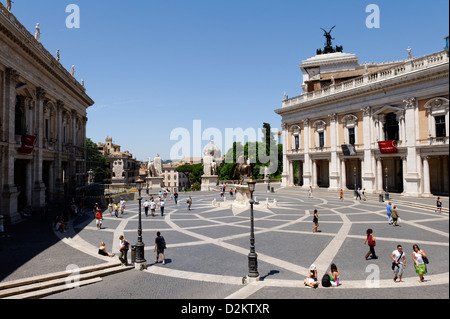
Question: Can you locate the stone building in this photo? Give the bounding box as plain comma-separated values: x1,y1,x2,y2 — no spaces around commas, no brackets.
0,4,94,223
98,137,140,186
276,40,449,197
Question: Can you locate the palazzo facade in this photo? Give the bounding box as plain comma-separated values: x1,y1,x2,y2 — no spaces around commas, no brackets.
0,4,94,223
276,45,449,197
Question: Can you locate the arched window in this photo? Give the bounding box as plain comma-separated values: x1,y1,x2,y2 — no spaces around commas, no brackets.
341,114,358,145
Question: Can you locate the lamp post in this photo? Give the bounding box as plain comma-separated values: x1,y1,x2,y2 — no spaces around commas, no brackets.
245,178,259,283
134,176,146,270
385,167,389,200
353,166,357,199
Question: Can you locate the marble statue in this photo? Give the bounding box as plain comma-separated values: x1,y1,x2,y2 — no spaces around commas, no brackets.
153,154,162,177
203,151,217,176
56,49,60,62
35,23,40,41
147,157,155,177
6,0,13,12
202,140,221,159
71,65,75,77
406,46,412,60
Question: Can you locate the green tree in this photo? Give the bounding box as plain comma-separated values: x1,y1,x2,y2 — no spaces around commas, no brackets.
86,138,109,183
176,163,204,185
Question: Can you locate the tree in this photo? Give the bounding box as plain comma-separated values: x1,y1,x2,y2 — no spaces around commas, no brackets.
86,138,109,183
176,163,203,185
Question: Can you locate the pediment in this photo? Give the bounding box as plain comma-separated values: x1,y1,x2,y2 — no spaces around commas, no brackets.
372,105,404,116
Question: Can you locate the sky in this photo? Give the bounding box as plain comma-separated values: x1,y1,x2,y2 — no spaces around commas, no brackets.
7,0,449,162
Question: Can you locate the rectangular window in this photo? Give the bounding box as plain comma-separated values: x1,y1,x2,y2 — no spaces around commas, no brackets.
295,135,300,149
319,132,325,147
435,116,446,137
348,127,355,145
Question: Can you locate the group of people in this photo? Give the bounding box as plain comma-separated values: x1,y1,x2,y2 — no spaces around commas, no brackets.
304,263,340,288
107,198,126,218
364,229,429,283
98,232,167,267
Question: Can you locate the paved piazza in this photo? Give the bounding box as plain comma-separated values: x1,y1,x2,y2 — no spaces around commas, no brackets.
52,184,448,299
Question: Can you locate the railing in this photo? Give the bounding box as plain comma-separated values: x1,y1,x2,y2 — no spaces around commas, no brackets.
282,50,449,108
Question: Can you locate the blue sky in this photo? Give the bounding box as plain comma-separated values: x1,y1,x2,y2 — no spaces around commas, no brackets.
9,0,449,161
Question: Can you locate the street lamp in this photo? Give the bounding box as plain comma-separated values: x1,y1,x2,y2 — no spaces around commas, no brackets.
353,166,357,199
134,176,146,270
385,167,389,200
245,178,259,283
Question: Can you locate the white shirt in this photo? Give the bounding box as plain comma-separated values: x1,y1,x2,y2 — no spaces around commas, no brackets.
150,202,156,209
413,251,424,265
392,250,405,264
160,201,165,207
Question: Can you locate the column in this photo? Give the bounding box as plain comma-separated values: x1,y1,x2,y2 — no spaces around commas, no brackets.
328,113,339,190
2,68,20,223
340,159,347,189
302,119,312,187
361,107,375,191
376,158,383,192
422,156,431,196
32,87,46,208
281,123,289,187
403,97,420,196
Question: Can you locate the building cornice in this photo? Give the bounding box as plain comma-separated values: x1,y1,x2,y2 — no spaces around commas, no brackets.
0,3,94,107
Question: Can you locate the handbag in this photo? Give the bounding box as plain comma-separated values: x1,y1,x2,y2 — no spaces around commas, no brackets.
392,251,403,270
422,255,429,264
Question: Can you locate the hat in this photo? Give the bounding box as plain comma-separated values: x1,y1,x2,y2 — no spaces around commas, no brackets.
309,264,316,270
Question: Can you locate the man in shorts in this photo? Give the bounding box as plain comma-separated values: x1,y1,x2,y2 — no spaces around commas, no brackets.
391,245,406,282
154,231,166,265
95,207,103,230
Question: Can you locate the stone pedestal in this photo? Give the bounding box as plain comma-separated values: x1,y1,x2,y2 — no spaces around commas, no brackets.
147,177,164,190
201,175,218,192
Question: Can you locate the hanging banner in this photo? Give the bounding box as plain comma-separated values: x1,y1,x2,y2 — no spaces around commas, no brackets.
378,140,398,154
341,144,356,156
19,135,37,154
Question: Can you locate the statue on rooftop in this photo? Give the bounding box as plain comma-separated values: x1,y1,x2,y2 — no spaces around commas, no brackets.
316,25,343,55
6,0,13,12
35,23,40,41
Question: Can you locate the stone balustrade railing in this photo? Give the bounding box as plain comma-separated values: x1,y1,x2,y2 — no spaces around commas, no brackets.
282,50,449,108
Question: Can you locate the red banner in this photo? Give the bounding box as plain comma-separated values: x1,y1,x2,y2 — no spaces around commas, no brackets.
19,135,37,154
378,140,398,154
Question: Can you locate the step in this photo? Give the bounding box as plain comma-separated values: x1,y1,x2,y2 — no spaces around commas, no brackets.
3,277,103,299
0,262,120,291
0,263,133,299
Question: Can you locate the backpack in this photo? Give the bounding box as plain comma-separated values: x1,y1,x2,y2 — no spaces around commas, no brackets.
160,236,166,249
321,273,331,287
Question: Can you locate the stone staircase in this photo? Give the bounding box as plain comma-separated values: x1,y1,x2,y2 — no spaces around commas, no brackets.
0,262,133,299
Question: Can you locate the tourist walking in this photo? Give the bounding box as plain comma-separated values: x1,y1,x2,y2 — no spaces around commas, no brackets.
386,202,393,224
143,199,149,217
119,198,126,215
150,198,156,216
118,235,130,266
339,189,344,201
187,196,192,211
113,202,119,218
95,207,103,230
391,205,400,226
435,197,442,214
174,191,178,205
160,199,165,216
154,231,166,265
391,245,406,282
412,244,428,283
362,188,366,201
364,228,378,260
108,200,113,216
356,188,362,200
308,186,313,198
312,209,319,233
